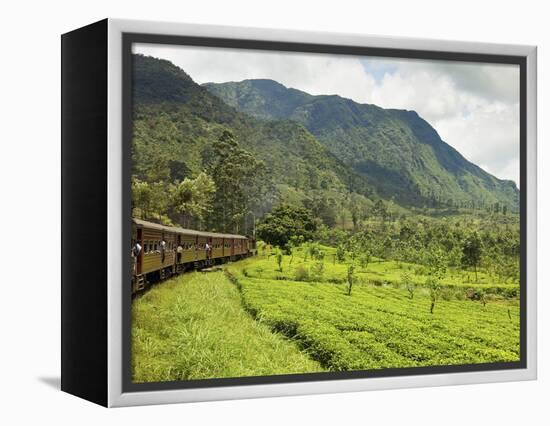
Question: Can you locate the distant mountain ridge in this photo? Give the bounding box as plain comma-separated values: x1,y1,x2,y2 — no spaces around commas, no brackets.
131,54,518,212
204,79,519,210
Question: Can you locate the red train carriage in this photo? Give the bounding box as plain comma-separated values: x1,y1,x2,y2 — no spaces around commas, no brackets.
131,218,254,294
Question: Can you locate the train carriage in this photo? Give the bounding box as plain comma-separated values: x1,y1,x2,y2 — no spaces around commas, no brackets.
176,232,197,265
210,236,224,259
132,218,255,294
195,235,207,261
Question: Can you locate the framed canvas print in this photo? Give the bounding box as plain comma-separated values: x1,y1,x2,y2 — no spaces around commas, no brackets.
61,18,537,407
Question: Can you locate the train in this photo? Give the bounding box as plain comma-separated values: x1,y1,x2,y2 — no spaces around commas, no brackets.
131,217,256,294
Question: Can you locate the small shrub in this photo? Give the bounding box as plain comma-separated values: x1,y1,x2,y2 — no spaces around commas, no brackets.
465,287,477,300
503,287,518,298
275,249,283,272
454,291,467,301
294,265,310,282
440,287,455,301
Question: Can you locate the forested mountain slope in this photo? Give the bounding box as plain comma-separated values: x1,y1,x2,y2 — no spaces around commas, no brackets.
204,79,519,210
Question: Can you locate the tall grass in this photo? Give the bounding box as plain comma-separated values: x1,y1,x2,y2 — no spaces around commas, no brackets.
132,271,322,383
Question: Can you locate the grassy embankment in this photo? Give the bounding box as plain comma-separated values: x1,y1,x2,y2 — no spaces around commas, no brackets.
132,271,322,383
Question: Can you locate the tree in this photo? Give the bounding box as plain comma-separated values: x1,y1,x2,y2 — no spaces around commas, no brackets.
256,204,317,248
373,199,387,220
426,246,447,281
150,182,170,221
275,248,283,272
169,172,215,228
288,235,304,264
132,178,153,218
335,244,346,263
359,250,372,272
347,264,356,296
337,209,347,230
462,231,483,282
427,277,441,314
401,271,415,300
303,191,338,227
478,288,487,308
207,130,268,233
349,195,361,229
132,178,170,221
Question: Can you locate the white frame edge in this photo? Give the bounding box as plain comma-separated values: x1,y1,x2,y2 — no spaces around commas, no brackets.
107,18,537,407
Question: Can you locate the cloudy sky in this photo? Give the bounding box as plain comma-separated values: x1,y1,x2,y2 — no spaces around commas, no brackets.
134,43,520,186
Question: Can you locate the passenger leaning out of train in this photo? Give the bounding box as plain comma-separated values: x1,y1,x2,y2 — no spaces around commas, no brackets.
205,242,211,259
131,241,142,274
160,240,166,263
176,243,183,263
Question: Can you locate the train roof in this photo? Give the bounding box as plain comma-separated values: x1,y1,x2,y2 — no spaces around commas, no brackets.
132,217,249,240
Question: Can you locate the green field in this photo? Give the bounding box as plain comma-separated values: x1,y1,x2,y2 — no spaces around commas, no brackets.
132,248,519,382
244,245,519,297
228,258,519,371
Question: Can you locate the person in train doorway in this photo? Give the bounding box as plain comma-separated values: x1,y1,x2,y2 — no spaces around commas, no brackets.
160,239,166,263
205,242,211,260
131,240,142,275
176,242,183,263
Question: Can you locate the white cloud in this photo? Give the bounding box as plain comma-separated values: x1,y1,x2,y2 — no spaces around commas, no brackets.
366,60,520,184
134,43,520,186
134,43,378,100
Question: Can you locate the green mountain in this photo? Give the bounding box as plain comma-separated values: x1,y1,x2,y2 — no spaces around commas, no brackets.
132,54,374,221
204,79,519,210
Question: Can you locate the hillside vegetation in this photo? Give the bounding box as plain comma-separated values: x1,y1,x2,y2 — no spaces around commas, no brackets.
132,54,375,233
205,79,519,209
132,54,518,238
